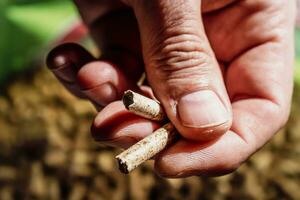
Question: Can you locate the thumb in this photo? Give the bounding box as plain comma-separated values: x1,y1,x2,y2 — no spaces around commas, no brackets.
126,0,232,141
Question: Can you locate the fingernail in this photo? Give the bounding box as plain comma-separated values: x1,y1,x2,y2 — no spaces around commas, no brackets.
51,60,77,83
177,90,228,128
82,83,118,106
46,43,95,82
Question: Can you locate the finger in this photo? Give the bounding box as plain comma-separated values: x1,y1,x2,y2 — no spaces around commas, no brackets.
77,61,137,106
154,131,249,178
154,95,289,178
74,1,144,81
46,43,95,98
101,47,144,82
126,0,232,141
47,43,138,107
154,98,287,178
91,101,161,149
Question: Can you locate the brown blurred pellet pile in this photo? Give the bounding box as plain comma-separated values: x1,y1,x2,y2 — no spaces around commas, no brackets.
0,68,300,200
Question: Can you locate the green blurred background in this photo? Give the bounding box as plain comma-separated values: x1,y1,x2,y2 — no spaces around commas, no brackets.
1,0,300,86
0,0,76,84
1,1,300,200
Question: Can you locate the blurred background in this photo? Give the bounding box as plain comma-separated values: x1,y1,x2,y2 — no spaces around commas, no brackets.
0,0,300,199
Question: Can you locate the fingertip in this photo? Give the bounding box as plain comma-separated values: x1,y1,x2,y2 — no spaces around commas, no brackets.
77,61,130,106
46,43,95,83
77,61,120,89
92,101,125,128
91,101,161,148
46,53,68,70
46,42,94,70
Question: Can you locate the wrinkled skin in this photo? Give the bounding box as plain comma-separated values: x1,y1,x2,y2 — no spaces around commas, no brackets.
47,0,295,177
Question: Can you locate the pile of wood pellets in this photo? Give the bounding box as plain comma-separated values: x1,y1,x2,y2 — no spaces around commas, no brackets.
0,67,300,200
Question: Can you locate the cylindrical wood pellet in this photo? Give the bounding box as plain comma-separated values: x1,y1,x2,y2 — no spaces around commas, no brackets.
122,90,166,121
116,123,176,173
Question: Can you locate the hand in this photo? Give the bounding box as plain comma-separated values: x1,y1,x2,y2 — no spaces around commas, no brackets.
47,0,295,177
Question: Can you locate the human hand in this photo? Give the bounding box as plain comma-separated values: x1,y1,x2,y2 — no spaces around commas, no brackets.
47,0,295,177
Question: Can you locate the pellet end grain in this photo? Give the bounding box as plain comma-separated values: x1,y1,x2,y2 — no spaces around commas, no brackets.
122,90,134,110
116,157,129,174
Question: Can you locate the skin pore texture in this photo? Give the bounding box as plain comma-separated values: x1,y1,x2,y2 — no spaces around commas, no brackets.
47,0,295,177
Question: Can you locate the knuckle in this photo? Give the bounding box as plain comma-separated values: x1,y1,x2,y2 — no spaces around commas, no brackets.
150,34,214,97
156,34,210,70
